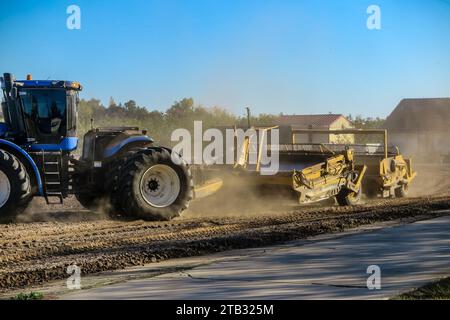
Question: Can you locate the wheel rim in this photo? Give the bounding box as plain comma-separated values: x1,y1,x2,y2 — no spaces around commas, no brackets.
139,164,181,208
0,169,11,208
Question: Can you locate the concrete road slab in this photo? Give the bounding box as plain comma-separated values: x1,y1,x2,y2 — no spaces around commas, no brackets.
62,215,450,300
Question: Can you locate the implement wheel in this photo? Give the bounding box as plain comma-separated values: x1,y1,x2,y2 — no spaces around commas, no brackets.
336,186,362,206
395,184,409,198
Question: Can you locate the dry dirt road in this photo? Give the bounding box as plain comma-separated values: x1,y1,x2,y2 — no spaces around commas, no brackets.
1,182,450,294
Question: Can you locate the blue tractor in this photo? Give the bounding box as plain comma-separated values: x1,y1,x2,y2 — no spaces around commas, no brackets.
0,73,193,221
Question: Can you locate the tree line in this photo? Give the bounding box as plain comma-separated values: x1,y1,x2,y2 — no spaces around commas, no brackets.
77,97,278,146
77,97,386,145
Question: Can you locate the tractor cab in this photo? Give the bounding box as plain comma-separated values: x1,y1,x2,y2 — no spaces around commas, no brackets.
1,73,81,149
1,73,83,204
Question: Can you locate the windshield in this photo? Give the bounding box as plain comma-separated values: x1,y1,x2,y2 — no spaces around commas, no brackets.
19,89,67,138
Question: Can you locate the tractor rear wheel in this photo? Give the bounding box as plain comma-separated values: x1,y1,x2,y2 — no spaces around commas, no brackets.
72,162,105,212
117,148,193,221
72,149,147,218
103,148,147,217
0,150,32,222
74,191,106,212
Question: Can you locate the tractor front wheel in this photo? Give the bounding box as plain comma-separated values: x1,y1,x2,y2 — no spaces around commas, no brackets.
0,150,32,222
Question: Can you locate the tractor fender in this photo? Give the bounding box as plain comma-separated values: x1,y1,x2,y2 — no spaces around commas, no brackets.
103,136,153,158
152,146,190,167
0,139,44,196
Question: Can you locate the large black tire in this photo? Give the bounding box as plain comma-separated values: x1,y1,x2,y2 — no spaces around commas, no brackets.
336,187,362,206
103,148,146,217
72,148,147,218
73,160,122,218
72,161,103,211
74,191,105,212
0,149,33,222
116,148,193,221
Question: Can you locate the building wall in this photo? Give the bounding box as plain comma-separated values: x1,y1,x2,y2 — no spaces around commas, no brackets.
329,117,355,144
389,132,450,163
278,125,295,144
293,132,330,144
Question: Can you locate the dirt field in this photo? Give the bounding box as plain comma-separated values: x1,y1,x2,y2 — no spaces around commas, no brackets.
1,177,450,293
1,165,449,293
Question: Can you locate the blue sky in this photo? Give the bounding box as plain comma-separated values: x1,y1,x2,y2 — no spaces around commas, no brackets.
1,0,449,118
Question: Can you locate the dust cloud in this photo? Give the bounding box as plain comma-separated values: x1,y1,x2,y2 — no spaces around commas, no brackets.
408,164,450,197
15,196,107,223
185,174,310,218
389,132,450,197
